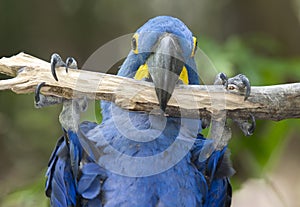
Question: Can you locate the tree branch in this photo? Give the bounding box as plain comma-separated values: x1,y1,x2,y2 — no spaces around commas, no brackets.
0,52,299,121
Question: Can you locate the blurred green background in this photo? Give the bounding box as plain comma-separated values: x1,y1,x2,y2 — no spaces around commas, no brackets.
1,0,300,206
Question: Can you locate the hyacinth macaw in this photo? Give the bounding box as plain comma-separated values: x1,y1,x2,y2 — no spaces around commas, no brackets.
35,16,253,207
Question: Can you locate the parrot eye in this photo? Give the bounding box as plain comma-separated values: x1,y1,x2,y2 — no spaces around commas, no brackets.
131,33,139,54
191,36,197,57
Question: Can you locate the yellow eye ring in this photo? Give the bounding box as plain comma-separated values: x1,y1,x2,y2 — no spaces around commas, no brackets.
191,36,197,57
131,33,139,54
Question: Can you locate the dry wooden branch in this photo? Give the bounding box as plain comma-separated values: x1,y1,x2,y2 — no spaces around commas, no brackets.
0,52,299,121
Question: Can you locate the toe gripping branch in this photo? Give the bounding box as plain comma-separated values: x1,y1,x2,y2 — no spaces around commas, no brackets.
51,53,78,81
215,73,251,101
234,114,256,136
227,74,251,101
35,82,46,104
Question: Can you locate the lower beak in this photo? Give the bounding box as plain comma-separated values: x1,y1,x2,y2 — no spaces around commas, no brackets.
146,34,185,112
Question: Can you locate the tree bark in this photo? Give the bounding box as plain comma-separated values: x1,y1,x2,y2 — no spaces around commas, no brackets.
0,53,300,121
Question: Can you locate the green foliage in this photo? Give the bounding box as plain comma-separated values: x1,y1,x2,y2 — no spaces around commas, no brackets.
198,35,300,84
80,100,103,124
0,174,49,207
95,100,103,124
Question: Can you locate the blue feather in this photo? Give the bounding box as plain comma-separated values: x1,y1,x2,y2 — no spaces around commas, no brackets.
78,163,106,200
46,136,77,206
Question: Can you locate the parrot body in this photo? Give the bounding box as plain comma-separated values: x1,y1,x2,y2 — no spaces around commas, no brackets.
43,16,234,207
78,109,205,207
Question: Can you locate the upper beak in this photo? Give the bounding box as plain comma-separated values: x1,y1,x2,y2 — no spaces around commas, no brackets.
146,34,185,112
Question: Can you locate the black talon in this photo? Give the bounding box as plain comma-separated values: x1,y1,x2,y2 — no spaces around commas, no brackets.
247,114,256,136
240,75,251,101
65,58,71,73
214,72,228,88
235,114,256,136
35,82,46,103
227,74,251,101
51,53,66,81
219,72,228,88
51,56,58,81
65,57,78,73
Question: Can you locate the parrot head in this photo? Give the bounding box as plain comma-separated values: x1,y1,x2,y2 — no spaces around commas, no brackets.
118,16,199,111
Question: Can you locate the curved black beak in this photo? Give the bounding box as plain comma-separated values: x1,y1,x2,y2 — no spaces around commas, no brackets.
146,34,185,112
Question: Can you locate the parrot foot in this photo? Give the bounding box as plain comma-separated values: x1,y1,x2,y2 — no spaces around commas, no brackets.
214,73,251,101
52,53,88,130
35,53,77,108
214,73,255,135
51,53,78,81
233,114,256,136
34,82,63,108
35,53,88,131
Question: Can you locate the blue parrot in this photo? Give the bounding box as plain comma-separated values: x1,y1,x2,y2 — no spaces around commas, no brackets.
36,16,253,207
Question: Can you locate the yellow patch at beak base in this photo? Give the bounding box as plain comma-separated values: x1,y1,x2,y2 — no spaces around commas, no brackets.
134,64,149,80
179,66,189,85
134,64,189,85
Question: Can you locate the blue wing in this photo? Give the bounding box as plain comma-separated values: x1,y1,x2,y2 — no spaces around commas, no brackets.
45,136,77,207
46,129,107,207
192,135,234,207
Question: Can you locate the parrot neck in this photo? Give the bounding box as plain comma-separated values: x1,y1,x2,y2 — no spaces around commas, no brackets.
101,101,202,140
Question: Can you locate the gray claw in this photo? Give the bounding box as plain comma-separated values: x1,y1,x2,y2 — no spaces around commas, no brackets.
65,57,78,73
242,75,251,101
247,114,256,135
51,53,66,81
234,114,256,136
214,72,228,88
35,82,46,104
227,74,251,101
